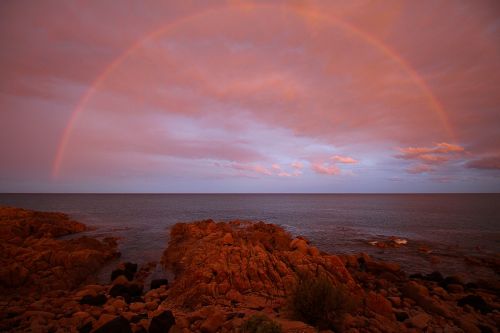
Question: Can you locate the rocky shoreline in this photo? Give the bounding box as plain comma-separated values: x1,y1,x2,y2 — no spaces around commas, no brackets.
0,207,498,332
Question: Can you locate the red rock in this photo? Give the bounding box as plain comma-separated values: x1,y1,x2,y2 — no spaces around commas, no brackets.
387,296,401,307
446,283,464,293
290,238,308,254
308,246,320,257
409,312,431,329
129,302,145,313
0,207,119,295
200,309,225,333
222,233,234,245
161,220,355,308
365,292,394,319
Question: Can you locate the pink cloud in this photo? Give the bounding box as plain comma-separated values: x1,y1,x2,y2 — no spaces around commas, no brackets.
466,155,500,170
311,162,341,175
228,163,272,176
397,142,466,175
407,164,434,174
1,1,499,191
397,142,465,166
310,154,357,176
330,155,358,164
221,161,306,178
291,161,303,170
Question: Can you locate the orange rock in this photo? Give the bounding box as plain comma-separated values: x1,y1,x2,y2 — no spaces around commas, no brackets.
222,233,234,245
161,220,355,309
365,292,394,319
200,308,225,333
290,238,308,254
0,207,119,295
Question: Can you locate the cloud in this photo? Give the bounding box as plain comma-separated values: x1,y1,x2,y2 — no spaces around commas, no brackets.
291,161,303,170
406,164,434,174
311,162,341,175
220,160,305,178
1,1,500,191
310,154,357,176
397,142,465,164
228,163,272,176
330,155,358,164
466,155,500,170
396,142,466,174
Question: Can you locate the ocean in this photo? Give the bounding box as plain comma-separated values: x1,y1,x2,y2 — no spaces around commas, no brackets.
1,193,499,281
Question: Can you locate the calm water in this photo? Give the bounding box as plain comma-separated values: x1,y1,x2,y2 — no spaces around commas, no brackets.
1,194,499,280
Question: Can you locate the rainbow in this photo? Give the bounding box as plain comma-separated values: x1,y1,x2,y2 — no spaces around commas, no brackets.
51,3,456,178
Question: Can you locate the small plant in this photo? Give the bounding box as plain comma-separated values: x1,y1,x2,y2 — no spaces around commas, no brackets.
241,314,282,333
288,273,356,331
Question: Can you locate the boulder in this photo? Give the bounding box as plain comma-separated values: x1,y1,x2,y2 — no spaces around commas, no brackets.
109,283,143,303
200,309,225,333
150,279,168,290
365,292,393,319
129,302,145,313
93,315,132,333
222,233,234,245
290,238,308,254
424,271,444,283
457,295,493,314
447,283,464,293
409,312,431,329
79,294,107,306
439,276,464,288
149,310,175,333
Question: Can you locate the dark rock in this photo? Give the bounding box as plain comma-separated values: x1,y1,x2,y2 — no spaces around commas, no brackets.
149,310,175,333
79,294,107,306
78,321,93,333
130,296,144,304
123,262,138,274
226,312,245,320
110,262,138,281
150,279,169,290
394,310,409,322
457,295,493,314
446,283,464,293
465,282,478,290
94,316,132,333
357,257,367,271
128,283,144,297
409,273,424,280
111,269,134,281
478,324,494,333
109,284,130,300
439,276,463,288
131,313,148,323
135,327,148,333
109,283,143,303
424,271,443,283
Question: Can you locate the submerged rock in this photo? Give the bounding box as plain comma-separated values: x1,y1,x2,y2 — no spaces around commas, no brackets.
111,262,138,282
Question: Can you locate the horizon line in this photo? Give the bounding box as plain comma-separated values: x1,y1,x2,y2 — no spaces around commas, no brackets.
1,192,498,195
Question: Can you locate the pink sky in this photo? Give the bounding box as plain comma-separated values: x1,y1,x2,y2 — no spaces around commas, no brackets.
0,0,499,192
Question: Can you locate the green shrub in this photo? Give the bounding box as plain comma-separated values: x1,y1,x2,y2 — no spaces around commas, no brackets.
241,314,282,333
288,273,356,331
